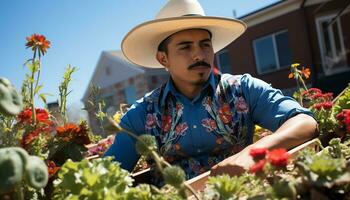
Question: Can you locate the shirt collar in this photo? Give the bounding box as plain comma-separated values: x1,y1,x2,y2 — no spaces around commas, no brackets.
160,72,217,106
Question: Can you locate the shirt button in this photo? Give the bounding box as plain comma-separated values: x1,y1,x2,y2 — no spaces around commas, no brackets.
197,149,201,153
193,125,197,129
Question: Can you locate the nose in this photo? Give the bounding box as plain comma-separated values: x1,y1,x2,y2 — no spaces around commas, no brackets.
192,45,206,61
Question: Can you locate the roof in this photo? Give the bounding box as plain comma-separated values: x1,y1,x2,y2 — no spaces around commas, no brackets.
82,50,145,101
239,0,330,27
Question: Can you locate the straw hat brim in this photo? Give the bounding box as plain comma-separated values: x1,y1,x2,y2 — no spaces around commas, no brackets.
121,16,247,68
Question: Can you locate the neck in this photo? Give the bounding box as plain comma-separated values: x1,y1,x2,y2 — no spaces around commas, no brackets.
171,79,206,100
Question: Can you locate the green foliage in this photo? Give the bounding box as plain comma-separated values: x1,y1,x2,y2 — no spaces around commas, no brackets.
53,157,133,199
48,138,87,166
83,84,107,136
333,85,350,114
52,157,185,200
296,145,350,196
326,138,350,159
88,131,103,143
267,180,297,200
203,174,263,199
122,184,182,200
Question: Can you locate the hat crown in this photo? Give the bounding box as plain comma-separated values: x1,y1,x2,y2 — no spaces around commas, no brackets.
156,0,205,19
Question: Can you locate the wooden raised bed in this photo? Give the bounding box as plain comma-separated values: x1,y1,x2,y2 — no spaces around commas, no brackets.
185,138,320,195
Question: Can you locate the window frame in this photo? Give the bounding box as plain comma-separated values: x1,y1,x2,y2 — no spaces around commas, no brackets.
315,13,349,76
215,49,232,74
253,29,291,75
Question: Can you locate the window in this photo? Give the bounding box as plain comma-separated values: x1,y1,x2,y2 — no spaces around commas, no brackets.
216,50,232,74
253,30,292,74
105,66,111,75
124,85,137,104
316,14,348,75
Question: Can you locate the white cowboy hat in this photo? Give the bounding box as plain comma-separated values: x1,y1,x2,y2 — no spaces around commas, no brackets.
121,0,247,68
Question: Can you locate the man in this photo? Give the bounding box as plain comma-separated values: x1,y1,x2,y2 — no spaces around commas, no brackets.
105,0,317,179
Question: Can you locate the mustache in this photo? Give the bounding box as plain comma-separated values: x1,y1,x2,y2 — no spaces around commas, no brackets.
188,61,211,70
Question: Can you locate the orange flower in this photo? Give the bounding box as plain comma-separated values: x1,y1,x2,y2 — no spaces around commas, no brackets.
301,67,311,79
56,122,91,145
47,161,60,177
25,34,51,55
288,73,294,79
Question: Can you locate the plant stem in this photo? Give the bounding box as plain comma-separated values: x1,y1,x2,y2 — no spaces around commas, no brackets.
30,50,37,125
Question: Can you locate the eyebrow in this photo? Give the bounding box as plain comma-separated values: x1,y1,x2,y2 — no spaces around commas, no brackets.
176,38,211,46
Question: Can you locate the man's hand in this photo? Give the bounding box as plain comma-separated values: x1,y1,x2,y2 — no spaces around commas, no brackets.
210,146,254,177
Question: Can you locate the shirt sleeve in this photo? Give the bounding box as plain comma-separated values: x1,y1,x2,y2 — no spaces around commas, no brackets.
103,99,147,172
240,73,314,132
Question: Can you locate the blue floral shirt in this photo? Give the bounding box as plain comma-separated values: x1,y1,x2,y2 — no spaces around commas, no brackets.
105,73,312,179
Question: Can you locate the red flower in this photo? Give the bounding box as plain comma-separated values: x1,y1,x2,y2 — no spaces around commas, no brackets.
18,108,51,125
313,102,333,110
145,113,157,129
175,123,188,135
322,102,333,110
336,109,350,134
47,161,60,177
161,115,172,132
25,33,51,55
249,148,268,160
175,102,183,111
302,88,322,99
218,103,232,124
202,118,217,132
249,159,266,174
322,93,334,101
21,126,51,149
267,148,290,167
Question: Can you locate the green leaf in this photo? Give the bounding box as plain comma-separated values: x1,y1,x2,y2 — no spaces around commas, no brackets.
34,84,43,95
83,168,99,187
39,93,47,104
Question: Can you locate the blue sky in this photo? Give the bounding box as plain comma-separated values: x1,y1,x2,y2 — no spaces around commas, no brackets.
0,0,280,108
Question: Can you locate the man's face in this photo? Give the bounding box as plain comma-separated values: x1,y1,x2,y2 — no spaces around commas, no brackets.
157,29,214,87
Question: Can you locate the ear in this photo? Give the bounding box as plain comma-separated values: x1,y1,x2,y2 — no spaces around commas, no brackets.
156,51,168,68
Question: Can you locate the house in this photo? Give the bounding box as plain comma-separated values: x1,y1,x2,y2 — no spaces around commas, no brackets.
82,51,168,135
215,0,350,95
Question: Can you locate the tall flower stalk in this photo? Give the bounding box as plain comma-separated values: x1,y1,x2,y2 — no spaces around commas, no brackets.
25,34,51,125
288,63,311,106
58,65,77,124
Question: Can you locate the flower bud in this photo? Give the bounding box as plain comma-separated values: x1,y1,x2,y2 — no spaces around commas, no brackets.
135,135,157,156
163,166,186,187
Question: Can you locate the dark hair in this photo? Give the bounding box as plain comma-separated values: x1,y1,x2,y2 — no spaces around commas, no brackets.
157,29,212,54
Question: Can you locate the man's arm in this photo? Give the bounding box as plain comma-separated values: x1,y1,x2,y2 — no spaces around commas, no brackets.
211,74,318,176
104,100,147,172
210,113,317,176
